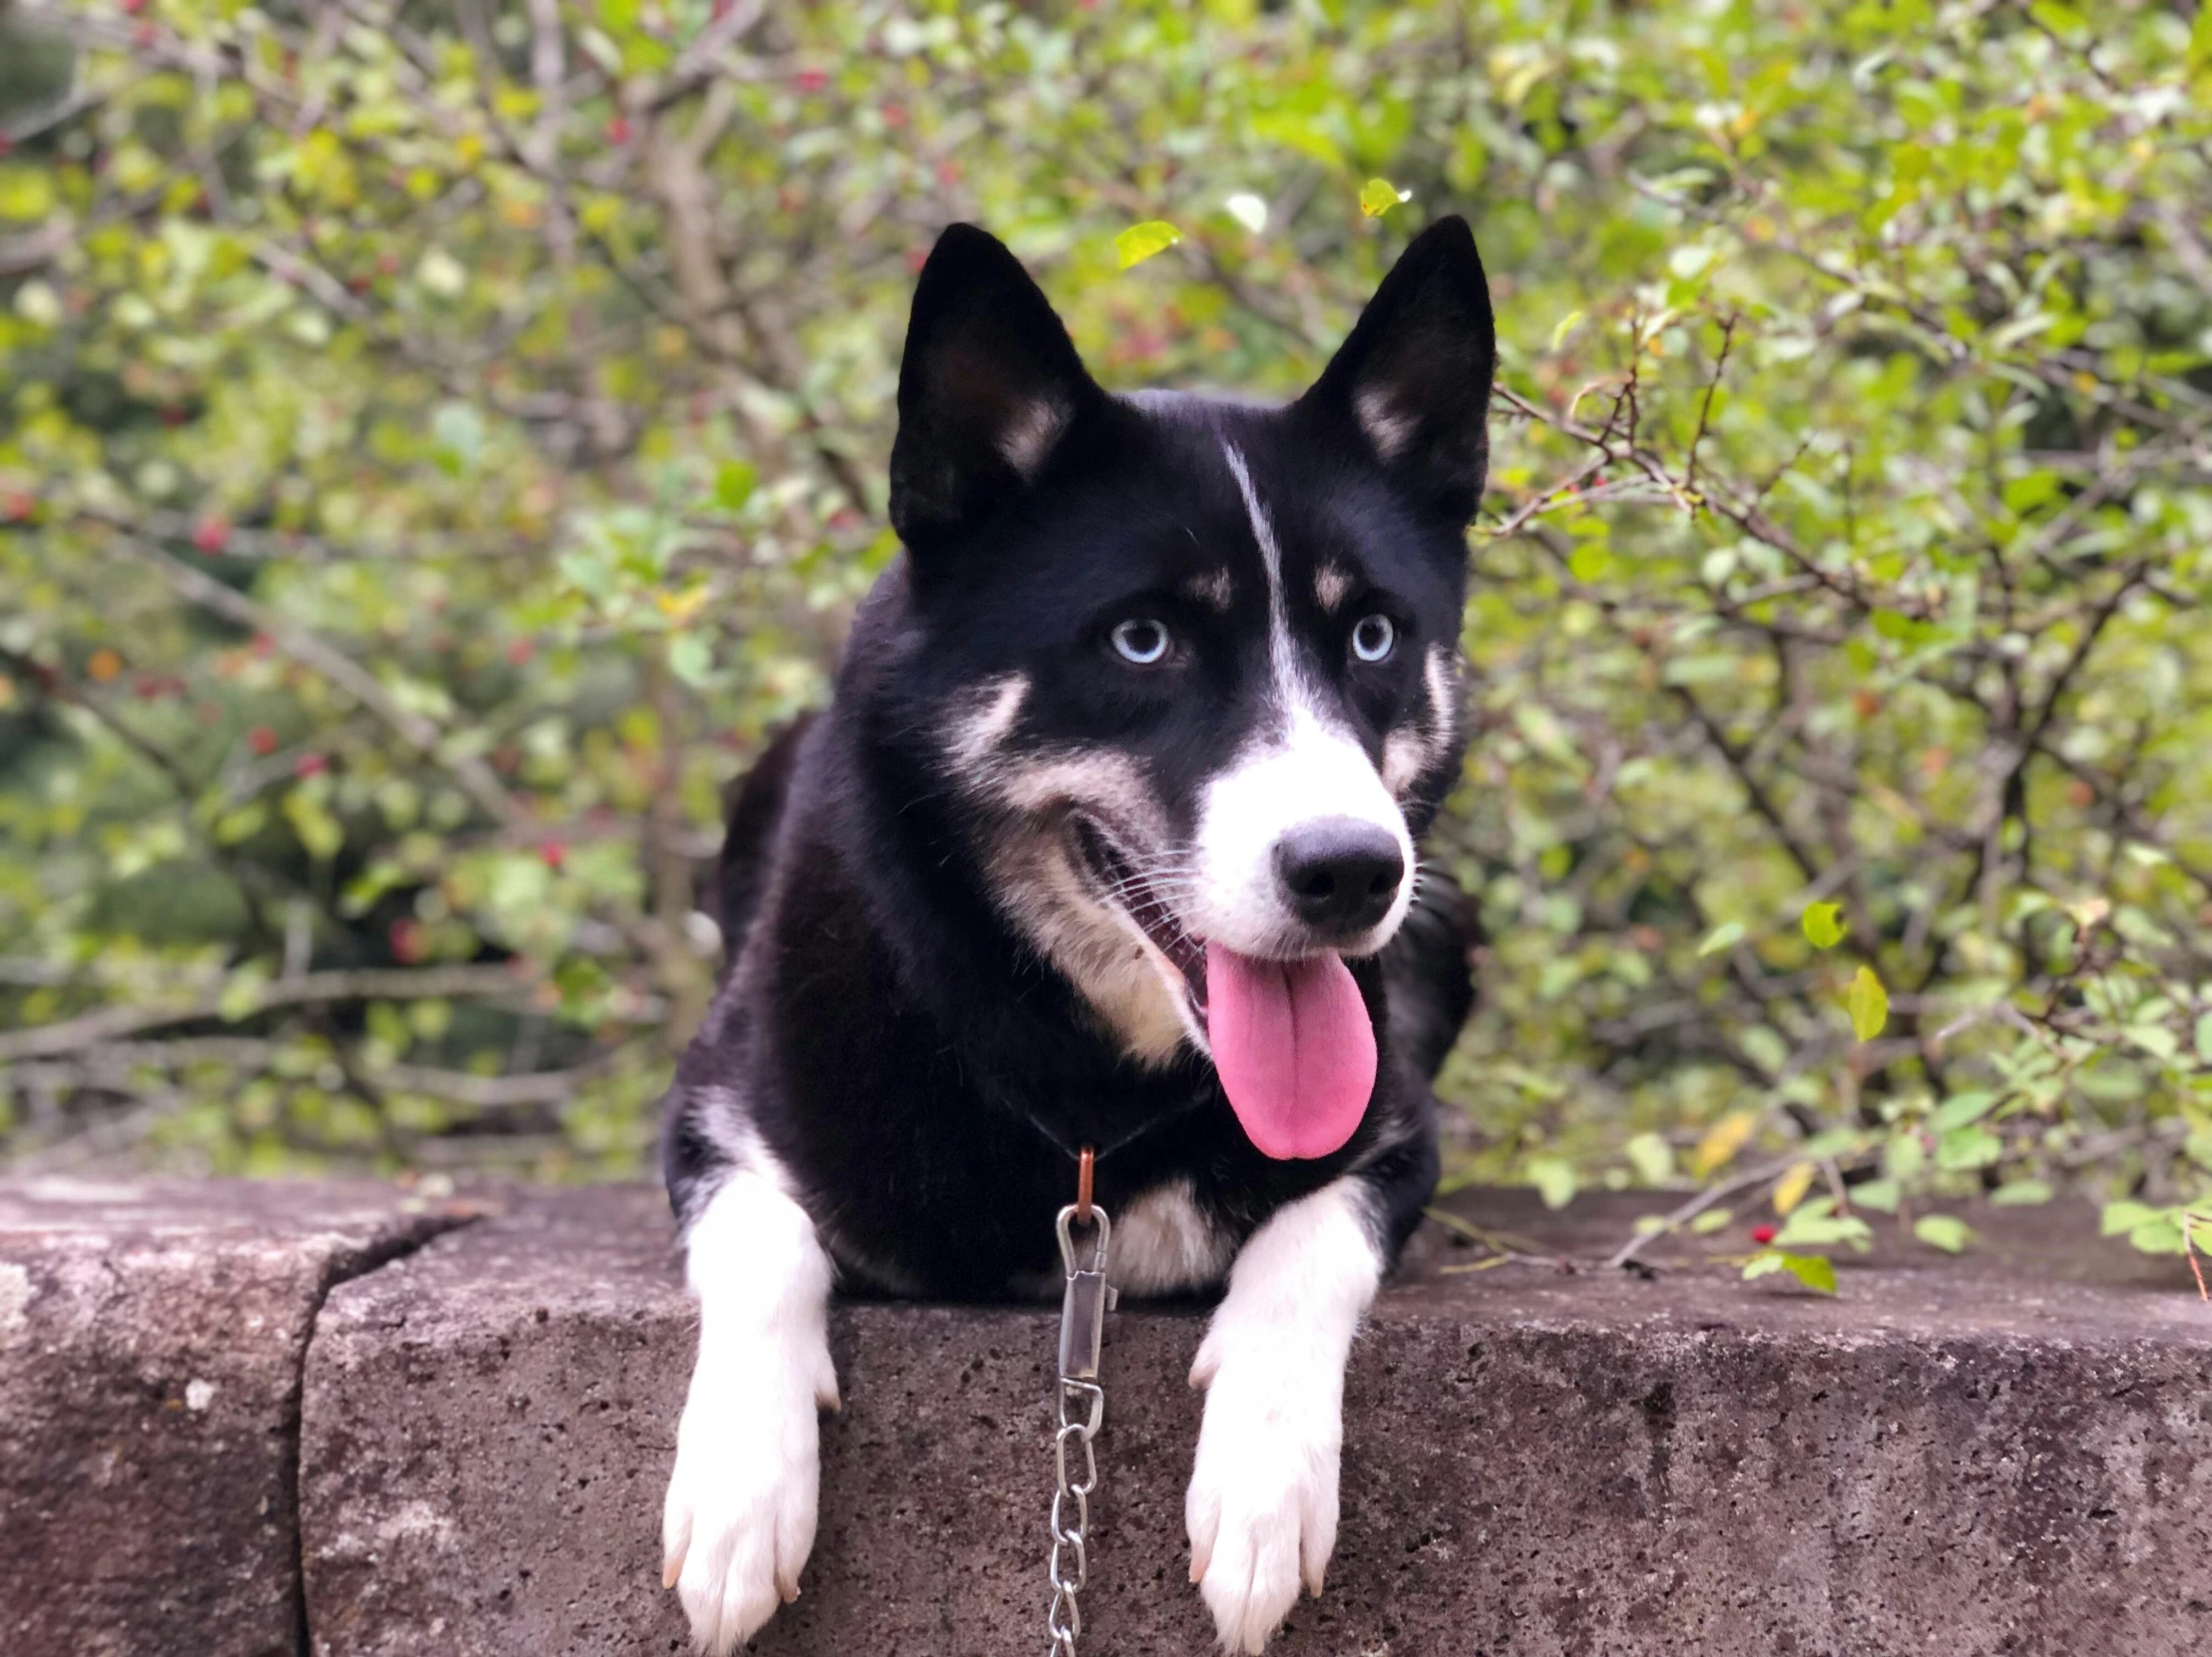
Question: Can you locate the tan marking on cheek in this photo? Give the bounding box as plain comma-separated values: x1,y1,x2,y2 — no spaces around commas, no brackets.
993,750,1159,830
1383,646,1461,798
1314,565,1354,612
1424,644,1459,747
946,673,1031,775
1382,729,1429,796
1183,569,1234,611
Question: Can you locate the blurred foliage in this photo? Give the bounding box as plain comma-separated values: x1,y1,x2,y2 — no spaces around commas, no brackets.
1,0,2208,1267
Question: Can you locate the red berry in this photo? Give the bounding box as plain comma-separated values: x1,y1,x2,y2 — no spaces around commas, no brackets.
1750,1224,1777,1246
506,637,535,666
389,919,425,965
1,492,33,523
192,517,230,554
122,0,146,13
294,753,328,777
607,116,633,145
540,840,566,871
881,102,908,129
793,69,828,94
246,725,278,755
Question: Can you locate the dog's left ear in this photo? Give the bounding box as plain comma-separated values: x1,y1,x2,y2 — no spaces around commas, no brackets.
1301,216,1497,525
890,223,1101,552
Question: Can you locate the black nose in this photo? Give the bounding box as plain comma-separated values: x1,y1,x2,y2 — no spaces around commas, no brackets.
1273,818,1405,936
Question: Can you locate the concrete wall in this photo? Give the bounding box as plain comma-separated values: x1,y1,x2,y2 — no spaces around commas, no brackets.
4,1178,2208,1656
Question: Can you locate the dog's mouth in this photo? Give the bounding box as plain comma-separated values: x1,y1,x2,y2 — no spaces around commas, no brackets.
1070,815,1377,1162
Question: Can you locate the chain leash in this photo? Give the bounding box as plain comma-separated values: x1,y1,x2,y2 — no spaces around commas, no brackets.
1047,1150,1113,1657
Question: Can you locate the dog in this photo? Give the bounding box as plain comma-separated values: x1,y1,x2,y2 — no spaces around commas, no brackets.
658,215,1494,1654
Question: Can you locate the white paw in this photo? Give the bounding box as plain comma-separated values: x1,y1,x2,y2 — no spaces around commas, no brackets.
1183,1339,1342,1654
662,1352,838,1653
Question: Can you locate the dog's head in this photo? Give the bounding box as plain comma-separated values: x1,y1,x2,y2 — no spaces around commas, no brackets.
881,220,1493,1160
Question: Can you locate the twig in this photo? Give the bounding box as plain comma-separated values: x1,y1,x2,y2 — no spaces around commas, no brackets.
1602,1152,1802,1271
0,966,535,1064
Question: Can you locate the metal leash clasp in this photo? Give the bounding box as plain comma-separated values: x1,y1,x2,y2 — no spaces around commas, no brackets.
1046,1149,1113,1657
1056,1201,1115,1385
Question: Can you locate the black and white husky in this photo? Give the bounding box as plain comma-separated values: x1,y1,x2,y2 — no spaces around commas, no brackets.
659,217,1495,1654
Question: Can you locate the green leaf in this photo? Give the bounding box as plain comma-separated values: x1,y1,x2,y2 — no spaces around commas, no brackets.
713,461,757,513
1935,1126,2001,1170
431,402,484,478
1358,178,1413,217
1779,1253,1838,1295
1696,921,1745,958
1800,902,1845,948
1851,1178,1901,1213
1566,543,1610,583
1772,1208,1872,1252
1930,1091,1996,1133
0,167,55,220
1689,1206,1734,1234
1527,1155,1576,1210
2099,1200,2160,1238
2126,1216,2185,1256
1113,220,1182,269
1741,1250,1785,1281
1624,1130,1674,1185
1990,1180,2051,1207
1913,1214,1972,1254
1846,965,1889,1041
667,633,714,687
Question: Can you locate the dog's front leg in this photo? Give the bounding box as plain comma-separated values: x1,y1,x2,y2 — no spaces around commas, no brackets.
1185,1176,1382,1653
663,1168,839,1653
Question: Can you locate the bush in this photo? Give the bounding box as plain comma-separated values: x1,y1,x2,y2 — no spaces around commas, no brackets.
2,1,2207,1262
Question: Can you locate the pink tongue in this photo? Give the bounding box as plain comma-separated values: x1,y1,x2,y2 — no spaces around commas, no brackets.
1203,944,1377,1160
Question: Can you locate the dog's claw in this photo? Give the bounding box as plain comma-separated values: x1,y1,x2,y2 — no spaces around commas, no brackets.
662,1554,682,1591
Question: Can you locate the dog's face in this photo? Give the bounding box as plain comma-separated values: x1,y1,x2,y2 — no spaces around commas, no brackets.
882,222,1494,1159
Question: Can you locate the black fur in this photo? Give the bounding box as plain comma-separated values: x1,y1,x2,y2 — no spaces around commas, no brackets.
664,220,1494,1298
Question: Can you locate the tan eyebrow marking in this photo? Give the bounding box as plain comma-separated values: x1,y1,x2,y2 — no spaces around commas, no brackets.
1313,564,1354,612
1183,569,1234,610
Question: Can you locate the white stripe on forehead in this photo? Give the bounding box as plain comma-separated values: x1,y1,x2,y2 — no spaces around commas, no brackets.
1219,440,1298,715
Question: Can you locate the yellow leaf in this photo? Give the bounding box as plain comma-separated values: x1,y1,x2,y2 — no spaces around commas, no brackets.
1846,965,1889,1041
1801,902,1845,949
1771,1161,1817,1215
1691,1109,1758,1178
1113,220,1181,269
1359,178,1412,217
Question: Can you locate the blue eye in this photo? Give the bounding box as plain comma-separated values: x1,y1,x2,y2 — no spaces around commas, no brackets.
1111,619,1170,664
1351,615,1395,662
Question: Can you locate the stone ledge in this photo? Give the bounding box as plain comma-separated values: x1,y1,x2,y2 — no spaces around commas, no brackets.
0,1177,479,1657
6,1178,2209,1656
299,1186,2212,1657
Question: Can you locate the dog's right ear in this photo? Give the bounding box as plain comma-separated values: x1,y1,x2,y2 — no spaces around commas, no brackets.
889,224,1100,551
